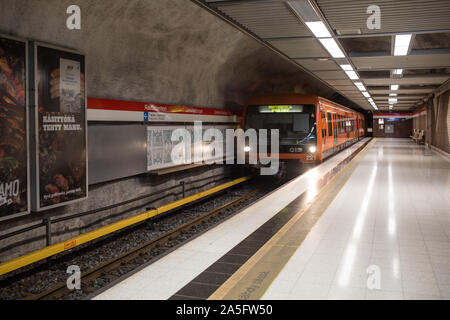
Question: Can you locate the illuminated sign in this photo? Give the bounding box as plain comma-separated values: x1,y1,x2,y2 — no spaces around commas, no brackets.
259,105,304,113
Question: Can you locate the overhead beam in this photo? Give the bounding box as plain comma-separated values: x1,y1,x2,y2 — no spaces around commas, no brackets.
351,53,450,70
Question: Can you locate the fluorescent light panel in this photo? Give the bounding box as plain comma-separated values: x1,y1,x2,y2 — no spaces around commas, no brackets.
390,93,397,97
391,85,399,90
305,21,332,38
362,92,370,98
389,98,398,104
319,38,345,58
355,82,366,91
340,64,353,71
394,34,412,56
345,70,359,80
393,69,403,75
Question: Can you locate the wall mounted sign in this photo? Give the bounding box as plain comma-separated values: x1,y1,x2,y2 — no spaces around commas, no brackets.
87,98,237,123
0,35,30,220
33,43,87,211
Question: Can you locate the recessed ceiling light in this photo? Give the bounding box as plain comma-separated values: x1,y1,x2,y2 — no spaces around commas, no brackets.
389,98,398,104
393,69,404,75
305,21,332,38
390,93,397,97
362,92,370,98
345,70,359,80
391,85,399,91
340,64,353,71
355,82,366,91
394,34,412,56
319,38,345,58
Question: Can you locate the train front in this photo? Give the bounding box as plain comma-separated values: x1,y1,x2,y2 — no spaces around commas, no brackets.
244,103,318,171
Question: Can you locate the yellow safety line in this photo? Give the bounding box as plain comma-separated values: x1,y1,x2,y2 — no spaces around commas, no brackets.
0,176,251,277
209,138,374,300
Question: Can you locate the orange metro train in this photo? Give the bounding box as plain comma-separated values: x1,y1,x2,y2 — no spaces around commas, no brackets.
241,94,366,166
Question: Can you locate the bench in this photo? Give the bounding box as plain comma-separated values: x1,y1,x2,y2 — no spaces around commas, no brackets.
411,130,425,145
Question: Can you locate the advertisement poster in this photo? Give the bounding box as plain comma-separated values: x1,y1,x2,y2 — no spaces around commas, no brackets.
0,35,29,219
146,126,228,172
35,44,87,210
147,127,177,171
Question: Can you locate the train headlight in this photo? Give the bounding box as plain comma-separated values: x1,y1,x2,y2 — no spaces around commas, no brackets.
244,146,251,153
309,146,317,153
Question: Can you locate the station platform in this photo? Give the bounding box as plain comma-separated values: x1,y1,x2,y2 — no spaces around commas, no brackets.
93,138,450,300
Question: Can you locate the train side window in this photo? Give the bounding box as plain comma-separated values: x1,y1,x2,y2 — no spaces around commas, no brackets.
321,111,326,138
327,112,333,136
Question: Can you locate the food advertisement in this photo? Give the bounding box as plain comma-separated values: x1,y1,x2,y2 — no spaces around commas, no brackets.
0,35,29,219
35,44,87,210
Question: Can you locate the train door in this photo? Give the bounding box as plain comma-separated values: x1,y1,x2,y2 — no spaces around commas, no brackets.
357,117,360,138
333,113,338,147
321,109,327,151
327,111,333,150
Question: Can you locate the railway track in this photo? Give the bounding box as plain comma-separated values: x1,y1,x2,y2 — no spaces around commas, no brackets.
28,190,260,300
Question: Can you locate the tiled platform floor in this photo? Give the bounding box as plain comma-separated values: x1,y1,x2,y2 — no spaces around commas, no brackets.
263,138,450,300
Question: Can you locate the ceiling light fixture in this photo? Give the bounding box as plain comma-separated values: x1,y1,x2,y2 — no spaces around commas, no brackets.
319,38,345,58
305,21,332,38
394,34,412,56
391,85,399,91
389,98,398,104
355,82,366,91
362,92,370,98
340,64,353,71
393,69,404,75
390,93,397,97
345,70,359,80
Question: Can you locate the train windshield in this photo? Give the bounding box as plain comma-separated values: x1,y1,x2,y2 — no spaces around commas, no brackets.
245,104,316,143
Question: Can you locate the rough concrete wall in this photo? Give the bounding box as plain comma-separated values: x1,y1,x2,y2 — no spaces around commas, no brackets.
0,0,335,109
413,113,427,132
431,90,450,153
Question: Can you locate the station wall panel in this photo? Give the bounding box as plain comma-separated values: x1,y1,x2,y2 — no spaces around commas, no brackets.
88,124,147,185
373,118,413,138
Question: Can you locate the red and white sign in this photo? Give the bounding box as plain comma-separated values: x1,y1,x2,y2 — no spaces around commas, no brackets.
374,107,426,119
87,98,237,123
